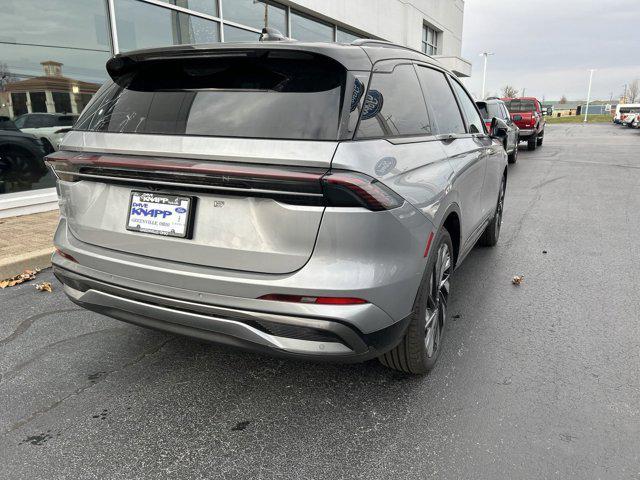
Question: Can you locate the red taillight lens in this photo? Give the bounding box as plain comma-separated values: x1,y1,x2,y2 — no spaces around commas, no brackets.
485,121,493,130
321,171,403,211
258,294,368,305
55,248,78,263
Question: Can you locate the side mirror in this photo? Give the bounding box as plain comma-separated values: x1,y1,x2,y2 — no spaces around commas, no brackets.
490,117,509,140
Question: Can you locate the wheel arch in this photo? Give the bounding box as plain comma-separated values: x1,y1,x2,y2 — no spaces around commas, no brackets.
439,204,462,268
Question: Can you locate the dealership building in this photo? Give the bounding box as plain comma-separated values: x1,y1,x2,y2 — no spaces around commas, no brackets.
0,0,470,216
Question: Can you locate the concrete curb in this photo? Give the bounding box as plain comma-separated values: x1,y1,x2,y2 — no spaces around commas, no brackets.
0,248,54,280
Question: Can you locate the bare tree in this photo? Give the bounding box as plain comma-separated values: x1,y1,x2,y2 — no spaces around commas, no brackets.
628,80,639,103
0,62,17,92
559,95,568,104
501,85,519,98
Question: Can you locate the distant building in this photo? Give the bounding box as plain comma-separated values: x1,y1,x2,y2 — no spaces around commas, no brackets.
543,100,613,117
0,61,100,119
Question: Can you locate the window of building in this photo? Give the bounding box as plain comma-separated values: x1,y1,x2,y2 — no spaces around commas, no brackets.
115,0,219,51
356,63,431,139
157,0,218,17
450,79,485,134
422,24,439,55
415,66,465,135
30,92,47,113
223,24,260,42
337,28,362,44
222,0,286,34
291,11,334,42
52,92,72,113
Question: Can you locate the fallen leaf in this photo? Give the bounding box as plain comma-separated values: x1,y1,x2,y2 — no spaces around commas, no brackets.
512,275,524,285
35,282,53,293
0,268,41,289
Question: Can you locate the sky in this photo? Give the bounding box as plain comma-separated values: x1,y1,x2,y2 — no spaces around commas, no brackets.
460,0,640,102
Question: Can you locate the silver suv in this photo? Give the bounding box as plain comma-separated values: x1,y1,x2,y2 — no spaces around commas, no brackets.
48,39,508,374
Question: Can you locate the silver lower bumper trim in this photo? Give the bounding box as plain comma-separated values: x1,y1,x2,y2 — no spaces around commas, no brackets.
65,284,353,355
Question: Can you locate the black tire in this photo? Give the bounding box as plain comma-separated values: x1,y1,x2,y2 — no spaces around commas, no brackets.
478,175,506,247
527,136,537,151
536,131,544,146
507,139,518,164
378,228,453,374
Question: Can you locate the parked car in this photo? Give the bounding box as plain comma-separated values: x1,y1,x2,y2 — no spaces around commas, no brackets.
13,113,77,151
613,104,640,124
48,36,508,375
476,98,519,163
501,97,545,150
0,128,50,194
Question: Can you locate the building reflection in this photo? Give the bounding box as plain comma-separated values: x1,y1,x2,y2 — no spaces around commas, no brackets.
1,61,100,119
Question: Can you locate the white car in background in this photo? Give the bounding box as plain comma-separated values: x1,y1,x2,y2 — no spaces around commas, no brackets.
13,113,77,151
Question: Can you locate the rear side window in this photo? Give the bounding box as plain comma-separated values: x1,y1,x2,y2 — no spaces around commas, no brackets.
450,80,484,134
75,51,347,141
415,66,465,135
356,63,431,139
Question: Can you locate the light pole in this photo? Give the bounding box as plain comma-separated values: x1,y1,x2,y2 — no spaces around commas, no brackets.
583,69,595,123
479,52,494,99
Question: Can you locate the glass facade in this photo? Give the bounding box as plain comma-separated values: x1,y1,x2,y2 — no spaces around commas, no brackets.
0,0,110,195
0,0,367,197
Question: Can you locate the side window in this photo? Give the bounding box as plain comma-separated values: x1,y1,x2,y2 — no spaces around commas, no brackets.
415,66,465,135
450,80,485,134
356,63,431,139
13,116,26,129
501,104,510,120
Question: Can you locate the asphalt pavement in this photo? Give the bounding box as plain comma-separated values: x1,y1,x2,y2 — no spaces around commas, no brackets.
1,123,639,479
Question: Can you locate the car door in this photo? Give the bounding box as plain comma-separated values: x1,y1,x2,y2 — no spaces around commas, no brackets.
415,65,488,245
448,77,497,240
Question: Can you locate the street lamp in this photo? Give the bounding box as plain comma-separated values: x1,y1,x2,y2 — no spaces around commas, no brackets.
479,52,494,100
583,69,595,123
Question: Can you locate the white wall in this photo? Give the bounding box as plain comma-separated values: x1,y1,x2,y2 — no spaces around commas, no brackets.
285,0,465,56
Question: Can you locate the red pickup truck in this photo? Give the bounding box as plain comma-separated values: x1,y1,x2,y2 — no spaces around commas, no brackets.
501,97,545,151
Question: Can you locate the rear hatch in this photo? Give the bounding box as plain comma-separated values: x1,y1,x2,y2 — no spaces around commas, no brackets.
50,49,359,274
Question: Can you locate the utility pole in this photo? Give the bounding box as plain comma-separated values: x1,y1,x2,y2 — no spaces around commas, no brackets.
584,69,595,123
521,88,526,97
479,52,494,100
622,84,628,103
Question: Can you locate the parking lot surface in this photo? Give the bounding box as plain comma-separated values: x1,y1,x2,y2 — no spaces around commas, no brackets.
2,124,639,479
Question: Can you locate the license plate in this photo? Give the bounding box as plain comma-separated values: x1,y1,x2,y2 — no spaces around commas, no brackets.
126,191,194,238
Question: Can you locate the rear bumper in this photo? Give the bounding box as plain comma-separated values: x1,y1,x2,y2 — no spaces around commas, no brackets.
53,266,410,362
517,128,536,138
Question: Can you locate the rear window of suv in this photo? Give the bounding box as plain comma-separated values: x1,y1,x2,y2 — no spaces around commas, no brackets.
75,51,347,141
504,99,536,112
477,102,503,120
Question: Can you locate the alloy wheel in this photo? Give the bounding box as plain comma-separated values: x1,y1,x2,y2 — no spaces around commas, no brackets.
424,243,451,358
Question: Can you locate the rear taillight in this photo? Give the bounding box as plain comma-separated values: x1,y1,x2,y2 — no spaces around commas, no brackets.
259,294,368,305
321,171,403,211
485,121,493,130
55,248,78,263
46,152,403,211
